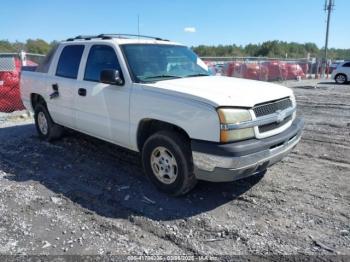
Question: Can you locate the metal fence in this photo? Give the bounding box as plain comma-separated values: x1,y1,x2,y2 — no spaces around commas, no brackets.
0,52,44,113
202,57,331,81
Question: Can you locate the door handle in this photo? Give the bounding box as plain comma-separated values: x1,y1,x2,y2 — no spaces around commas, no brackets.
50,83,59,99
78,88,87,96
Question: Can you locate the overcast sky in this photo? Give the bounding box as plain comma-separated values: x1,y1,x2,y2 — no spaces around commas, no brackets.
1,0,348,48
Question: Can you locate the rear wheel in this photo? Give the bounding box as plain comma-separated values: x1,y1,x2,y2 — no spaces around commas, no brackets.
142,130,197,196
335,74,347,84
34,103,64,141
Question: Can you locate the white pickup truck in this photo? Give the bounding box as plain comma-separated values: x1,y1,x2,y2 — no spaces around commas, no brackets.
21,34,304,195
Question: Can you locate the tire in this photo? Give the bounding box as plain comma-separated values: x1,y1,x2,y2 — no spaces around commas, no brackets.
34,103,64,141
142,130,197,196
335,74,347,84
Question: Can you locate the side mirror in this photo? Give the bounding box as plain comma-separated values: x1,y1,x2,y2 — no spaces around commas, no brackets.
100,69,124,86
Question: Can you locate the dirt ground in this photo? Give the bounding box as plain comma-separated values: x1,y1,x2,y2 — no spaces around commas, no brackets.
0,80,349,257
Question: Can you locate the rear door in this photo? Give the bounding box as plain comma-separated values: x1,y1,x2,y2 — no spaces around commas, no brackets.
46,44,84,128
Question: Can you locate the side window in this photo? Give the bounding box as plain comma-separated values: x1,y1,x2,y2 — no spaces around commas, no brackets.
84,45,121,82
343,62,350,67
56,45,84,79
36,45,58,73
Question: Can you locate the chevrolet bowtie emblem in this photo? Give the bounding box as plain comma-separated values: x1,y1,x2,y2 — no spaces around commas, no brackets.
276,110,286,123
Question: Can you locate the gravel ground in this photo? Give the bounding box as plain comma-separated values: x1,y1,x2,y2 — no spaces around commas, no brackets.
0,80,349,257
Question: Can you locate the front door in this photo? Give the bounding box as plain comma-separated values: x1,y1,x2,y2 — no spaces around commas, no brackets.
75,44,130,148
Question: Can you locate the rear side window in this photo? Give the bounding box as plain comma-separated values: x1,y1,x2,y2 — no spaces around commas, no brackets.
36,45,58,73
343,62,350,67
56,45,84,79
84,45,121,82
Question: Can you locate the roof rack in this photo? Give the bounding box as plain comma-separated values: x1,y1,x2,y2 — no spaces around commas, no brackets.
66,34,169,42
66,35,99,41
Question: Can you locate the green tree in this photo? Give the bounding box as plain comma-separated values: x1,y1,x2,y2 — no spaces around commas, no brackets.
25,39,50,54
0,40,16,53
1,38,349,60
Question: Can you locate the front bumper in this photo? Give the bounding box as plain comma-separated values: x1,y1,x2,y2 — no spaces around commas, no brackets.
191,117,304,182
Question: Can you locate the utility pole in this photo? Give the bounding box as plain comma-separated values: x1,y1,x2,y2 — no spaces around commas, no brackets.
322,0,335,77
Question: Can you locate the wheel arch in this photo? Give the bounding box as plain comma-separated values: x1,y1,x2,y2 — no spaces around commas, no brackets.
30,93,46,110
136,118,191,152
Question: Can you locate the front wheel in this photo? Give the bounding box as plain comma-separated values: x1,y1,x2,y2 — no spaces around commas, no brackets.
335,74,347,84
142,131,197,196
34,103,64,141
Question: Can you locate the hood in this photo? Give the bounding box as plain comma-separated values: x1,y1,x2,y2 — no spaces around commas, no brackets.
142,76,293,108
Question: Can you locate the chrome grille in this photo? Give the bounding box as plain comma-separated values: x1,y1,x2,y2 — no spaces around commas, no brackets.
253,97,294,134
258,115,293,133
253,98,292,118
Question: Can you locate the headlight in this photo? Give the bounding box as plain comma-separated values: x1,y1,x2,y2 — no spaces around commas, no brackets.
217,108,255,143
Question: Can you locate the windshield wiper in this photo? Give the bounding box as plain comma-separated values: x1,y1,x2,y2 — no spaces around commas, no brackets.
143,75,183,80
184,73,210,78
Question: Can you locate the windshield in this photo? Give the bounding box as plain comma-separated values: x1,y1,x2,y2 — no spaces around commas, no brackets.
121,44,209,82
